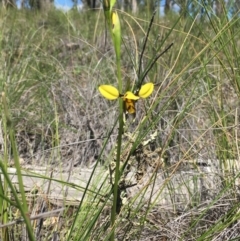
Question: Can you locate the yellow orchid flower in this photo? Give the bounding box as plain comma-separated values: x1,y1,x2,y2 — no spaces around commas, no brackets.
98,82,154,115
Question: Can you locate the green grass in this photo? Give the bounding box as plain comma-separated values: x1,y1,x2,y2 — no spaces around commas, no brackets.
0,3,240,240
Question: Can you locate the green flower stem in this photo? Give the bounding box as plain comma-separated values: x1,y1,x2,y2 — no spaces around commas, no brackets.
110,41,123,241
102,5,123,240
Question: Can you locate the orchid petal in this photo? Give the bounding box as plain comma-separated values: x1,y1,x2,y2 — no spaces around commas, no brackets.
124,99,136,114
98,85,119,100
138,82,154,98
124,91,140,100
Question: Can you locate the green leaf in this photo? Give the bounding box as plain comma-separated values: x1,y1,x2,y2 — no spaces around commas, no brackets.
110,0,116,12
102,0,111,27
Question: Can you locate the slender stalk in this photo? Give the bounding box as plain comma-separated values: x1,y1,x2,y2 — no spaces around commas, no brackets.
1,92,35,241
0,112,9,240
110,41,123,241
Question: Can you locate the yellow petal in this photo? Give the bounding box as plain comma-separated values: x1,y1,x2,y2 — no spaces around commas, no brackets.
98,85,119,100
124,91,140,100
138,82,154,98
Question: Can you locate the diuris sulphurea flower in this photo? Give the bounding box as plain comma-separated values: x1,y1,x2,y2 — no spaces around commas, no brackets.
98,82,154,115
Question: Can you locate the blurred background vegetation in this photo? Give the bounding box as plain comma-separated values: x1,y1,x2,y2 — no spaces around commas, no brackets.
1,0,239,16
